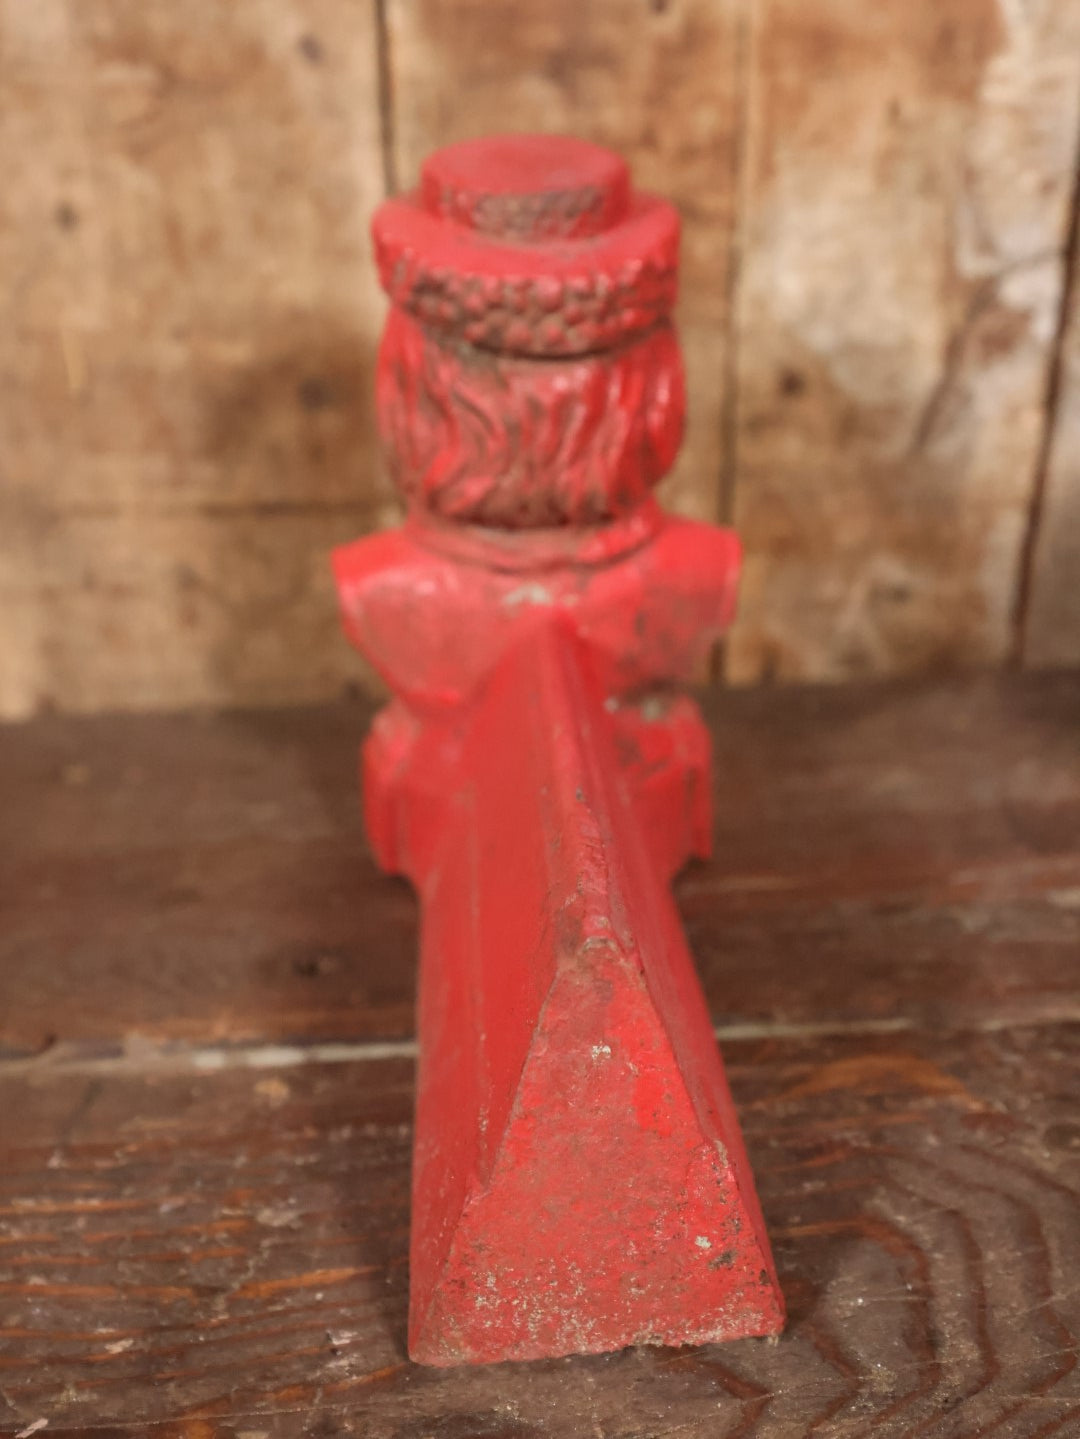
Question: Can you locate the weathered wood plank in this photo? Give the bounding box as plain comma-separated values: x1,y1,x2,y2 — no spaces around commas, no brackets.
383,0,743,524
1,1025,1077,1437
727,0,1080,682
4,1,1079,717
2,672,1078,1055
1024,236,1080,667
0,0,389,719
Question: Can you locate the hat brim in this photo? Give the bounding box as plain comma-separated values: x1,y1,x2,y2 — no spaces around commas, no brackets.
373,191,680,357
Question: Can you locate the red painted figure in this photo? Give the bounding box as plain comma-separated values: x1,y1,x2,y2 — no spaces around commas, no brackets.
334,134,784,1365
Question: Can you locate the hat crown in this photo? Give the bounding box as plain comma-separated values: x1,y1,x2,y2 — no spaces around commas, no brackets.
420,135,631,242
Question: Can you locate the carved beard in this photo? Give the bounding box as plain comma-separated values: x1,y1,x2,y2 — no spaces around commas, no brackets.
376,308,685,529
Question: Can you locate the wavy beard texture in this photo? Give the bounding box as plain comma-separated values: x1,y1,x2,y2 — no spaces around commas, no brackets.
377,310,685,528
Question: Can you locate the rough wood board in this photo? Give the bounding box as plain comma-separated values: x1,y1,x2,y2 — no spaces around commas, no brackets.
5,1,1080,717
383,0,743,525
1024,249,1080,667
0,0,389,718
1,1025,1078,1437
727,0,1080,682
2,671,1078,1054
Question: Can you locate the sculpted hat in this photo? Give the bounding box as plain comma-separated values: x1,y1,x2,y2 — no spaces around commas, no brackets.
372,134,680,357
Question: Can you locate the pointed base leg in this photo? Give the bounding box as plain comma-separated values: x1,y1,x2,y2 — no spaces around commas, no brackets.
405,626,784,1365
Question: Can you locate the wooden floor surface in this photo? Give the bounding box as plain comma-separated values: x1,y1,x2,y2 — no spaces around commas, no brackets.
1,671,1078,1437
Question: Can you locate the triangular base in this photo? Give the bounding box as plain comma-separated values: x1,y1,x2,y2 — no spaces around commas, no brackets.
404,626,784,1364
412,947,782,1363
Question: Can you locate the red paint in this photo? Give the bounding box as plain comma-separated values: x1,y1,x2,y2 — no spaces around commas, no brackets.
334,134,784,1365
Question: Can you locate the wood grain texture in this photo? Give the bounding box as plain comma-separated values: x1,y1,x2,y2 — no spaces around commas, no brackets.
4,0,1080,713
382,0,743,526
2,671,1078,1055
0,0,389,719
727,0,1080,682
1024,239,1080,667
1,671,1078,1433
1,1027,1077,1437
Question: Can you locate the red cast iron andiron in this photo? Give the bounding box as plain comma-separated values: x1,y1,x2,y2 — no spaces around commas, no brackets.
333,134,784,1365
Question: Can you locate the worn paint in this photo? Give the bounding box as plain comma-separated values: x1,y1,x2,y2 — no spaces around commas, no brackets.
333,136,783,1365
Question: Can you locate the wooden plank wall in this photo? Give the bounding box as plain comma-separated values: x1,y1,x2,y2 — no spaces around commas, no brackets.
730,1,1080,682
2,0,1079,716
1,1,392,718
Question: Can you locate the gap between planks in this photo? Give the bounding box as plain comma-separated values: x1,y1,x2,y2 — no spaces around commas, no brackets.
4,1005,1080,1080
1010,96,1080,664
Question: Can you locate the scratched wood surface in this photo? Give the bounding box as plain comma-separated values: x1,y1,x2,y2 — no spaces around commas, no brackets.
2,1029,1078,1436
3,670,1079,1056
4,1,1080,718
1,672,1079,1433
